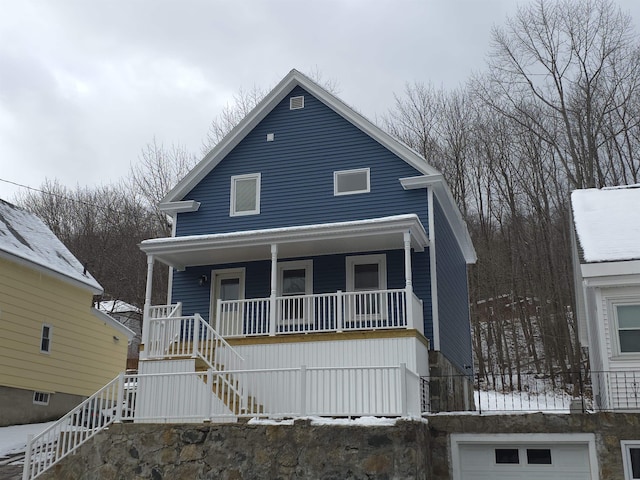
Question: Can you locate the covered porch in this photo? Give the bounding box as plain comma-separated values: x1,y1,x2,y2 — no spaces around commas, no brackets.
139,214,430,352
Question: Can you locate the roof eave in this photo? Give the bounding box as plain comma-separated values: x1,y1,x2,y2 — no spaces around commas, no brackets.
0,249,103,295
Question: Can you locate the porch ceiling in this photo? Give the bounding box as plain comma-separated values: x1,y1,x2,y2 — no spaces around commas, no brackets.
140,214,429,270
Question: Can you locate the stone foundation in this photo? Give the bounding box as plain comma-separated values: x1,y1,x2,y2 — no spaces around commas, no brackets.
428,351,475,412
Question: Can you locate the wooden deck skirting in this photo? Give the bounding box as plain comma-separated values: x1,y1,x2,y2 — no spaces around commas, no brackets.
225,328,430,349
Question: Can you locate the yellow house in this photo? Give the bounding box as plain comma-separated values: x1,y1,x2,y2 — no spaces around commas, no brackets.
0,199,133,426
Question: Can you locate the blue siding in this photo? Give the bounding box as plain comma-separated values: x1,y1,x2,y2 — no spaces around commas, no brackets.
173,249,431,337
433,196,472,373
176,86,427,236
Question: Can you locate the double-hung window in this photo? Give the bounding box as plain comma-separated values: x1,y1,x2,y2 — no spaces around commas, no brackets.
615,304,640,354
40,324,52,353
230,173,261,216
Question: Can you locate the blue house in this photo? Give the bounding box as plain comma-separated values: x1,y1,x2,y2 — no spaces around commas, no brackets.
137,69,476,418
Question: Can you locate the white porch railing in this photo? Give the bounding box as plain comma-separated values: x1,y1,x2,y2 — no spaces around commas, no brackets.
23,365,420,479
217,288,424,337
146,314,245,372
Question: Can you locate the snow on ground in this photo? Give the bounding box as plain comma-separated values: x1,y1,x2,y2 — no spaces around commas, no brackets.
0,421,55,459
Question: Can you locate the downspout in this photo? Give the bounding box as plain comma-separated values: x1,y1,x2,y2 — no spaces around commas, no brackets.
428,188,440,351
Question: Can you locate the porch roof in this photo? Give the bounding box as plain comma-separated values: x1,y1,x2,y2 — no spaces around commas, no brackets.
140,214,428,270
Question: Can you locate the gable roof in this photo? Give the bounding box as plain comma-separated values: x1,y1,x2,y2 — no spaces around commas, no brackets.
571,185,640,263
162,69,439,205
160,69,475,263
0,199,103,294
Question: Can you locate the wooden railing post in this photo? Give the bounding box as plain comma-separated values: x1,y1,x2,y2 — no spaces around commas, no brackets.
22,435,33,480
192,316,200,358
115,371,125,423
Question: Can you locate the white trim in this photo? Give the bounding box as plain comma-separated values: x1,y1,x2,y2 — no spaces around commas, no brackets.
33,391,50,406
40,323,52,354
605,293,640,358
141,214,428,270
0,249,103,295
428,188,440,351
230,173,261,216
277,260,313,296
346,254,387,291
621,440,640,480
91,308,136,340
210,267,246,326
333,168,370,196
158,200,201,214
450,433,598,480
400,174,476,264
289,95,304,110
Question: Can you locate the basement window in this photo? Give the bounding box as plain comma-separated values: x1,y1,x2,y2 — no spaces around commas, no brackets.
33,392,50,405
334,168,370,196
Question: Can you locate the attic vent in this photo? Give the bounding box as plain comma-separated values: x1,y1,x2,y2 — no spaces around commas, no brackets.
290,96,304,110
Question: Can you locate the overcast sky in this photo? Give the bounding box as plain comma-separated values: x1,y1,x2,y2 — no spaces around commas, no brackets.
2,0,640,201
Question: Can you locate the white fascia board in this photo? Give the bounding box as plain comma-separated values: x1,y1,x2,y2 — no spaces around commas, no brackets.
0,249,103,295
158,200,201,214
581,260,640,281
163,69,439,203
91,308,136,340
140,214,428,262
400,175,476,264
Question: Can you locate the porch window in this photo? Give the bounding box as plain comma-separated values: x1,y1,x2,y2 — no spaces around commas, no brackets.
230,173,261,216
616,304,640,354
334,168,370,196
278,260,313,324
40,324,52,353
346,254,387,321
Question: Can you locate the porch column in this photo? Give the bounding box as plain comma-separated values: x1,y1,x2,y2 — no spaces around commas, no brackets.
269,244,278,336
141,254,155,359
404,231,414,329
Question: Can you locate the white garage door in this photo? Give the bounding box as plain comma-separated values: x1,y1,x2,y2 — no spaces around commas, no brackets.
457,442,593,480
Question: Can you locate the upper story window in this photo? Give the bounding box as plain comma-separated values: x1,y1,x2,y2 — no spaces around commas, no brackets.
334,168,370,196
230,173,261,216
40,324,52,353
616,304,640,353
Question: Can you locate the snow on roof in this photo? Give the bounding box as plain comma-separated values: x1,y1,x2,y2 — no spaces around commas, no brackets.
98,300,141,315
0,199,102,293
571,185,640,263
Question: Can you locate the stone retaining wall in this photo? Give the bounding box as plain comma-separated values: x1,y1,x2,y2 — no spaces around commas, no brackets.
38,419,430,480
36,413,640,479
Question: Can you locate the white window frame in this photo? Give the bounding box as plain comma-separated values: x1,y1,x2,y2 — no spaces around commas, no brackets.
346,254,387,292
33,391,50,405
230,173,261,216
40,324,52,354
290,95,304,110
334,168,370,196
622,441,640,480
607,296,640,358
277,260,313,326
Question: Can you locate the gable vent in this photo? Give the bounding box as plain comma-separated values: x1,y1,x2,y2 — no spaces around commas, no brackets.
290,95,304,110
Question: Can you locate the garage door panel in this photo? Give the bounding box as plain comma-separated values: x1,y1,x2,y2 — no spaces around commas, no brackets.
458,443,591,480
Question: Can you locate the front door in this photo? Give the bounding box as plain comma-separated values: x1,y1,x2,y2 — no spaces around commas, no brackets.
211,269,245,335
